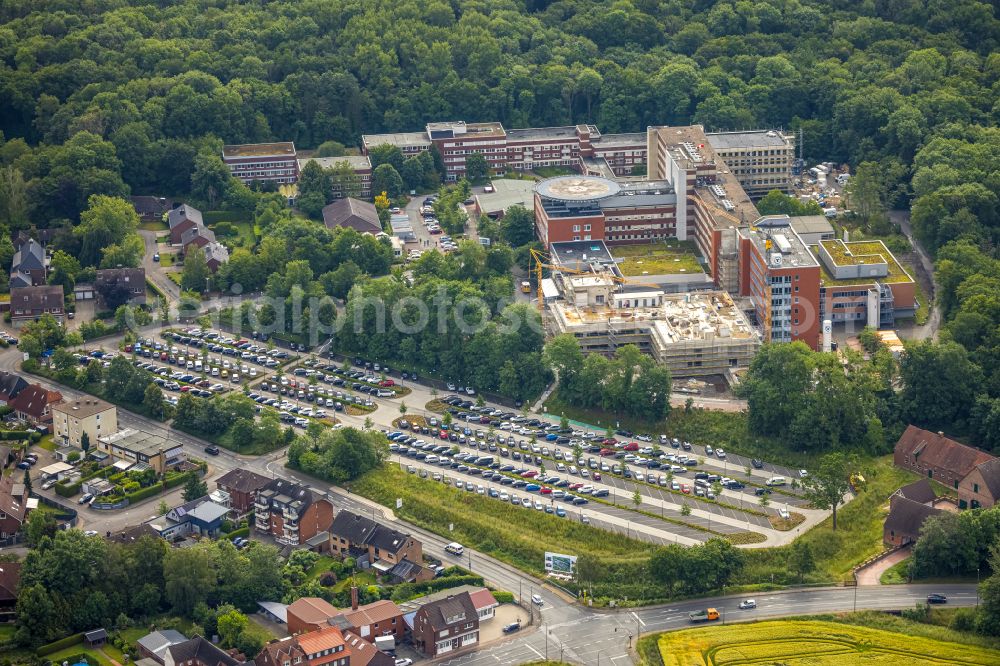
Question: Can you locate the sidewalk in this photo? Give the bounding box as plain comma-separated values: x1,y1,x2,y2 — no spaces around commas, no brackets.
856,545,911,585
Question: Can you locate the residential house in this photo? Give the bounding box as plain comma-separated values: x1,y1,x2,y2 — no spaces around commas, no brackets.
9,285,65,327
254,626,347,666
95,267,147,308
0,561,21,618
0,371,28,405
328,510,431,583
137,630,189,663
0,474,33,539
321,198,383,236
883,494,945,547
399,585,499,624
204,242,230,273
146,495,230,540
253,479,334,547
168,205,204,245
342,632,393,666
410,592,479,657
289,590,407,642
130,196,172,220
215,468,271,517
894,425,996,494
327,595,407,643
893,478,937,505
181,225,216,251
52,397,117,448
163,636,245,666
958,458,1000,510
287,597,339,635
97,429,186,474
8,383,62,429
9,238,46,288
0,445,12,470
109,523,160,545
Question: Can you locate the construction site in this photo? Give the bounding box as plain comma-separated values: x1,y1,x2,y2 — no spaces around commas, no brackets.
535,243,760,379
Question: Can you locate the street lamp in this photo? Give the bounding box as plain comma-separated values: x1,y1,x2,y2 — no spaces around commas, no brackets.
977,568,981,607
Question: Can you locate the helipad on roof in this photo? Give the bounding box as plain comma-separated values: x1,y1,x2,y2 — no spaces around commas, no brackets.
535,175,621,202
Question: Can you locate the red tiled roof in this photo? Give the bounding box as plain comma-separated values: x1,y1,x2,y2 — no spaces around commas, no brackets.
340,599,402,627
895,425,994,478
288,597,338,625
468,588,498,611
296,626,345,656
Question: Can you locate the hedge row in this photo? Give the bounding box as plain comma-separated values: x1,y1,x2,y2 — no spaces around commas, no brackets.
390,573,485,602
0,430,38,441
36,633,84,656
123,472,189,504
225,526,250,539
492,590,515,603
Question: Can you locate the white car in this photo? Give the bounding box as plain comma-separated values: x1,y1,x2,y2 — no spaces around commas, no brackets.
716,448,726,459
532,593,543,606
739,599,757,610
799,469,809,478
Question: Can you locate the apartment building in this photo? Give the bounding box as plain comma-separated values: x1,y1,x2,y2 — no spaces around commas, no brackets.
222,142,299,185
411,592,479,657
253,479,334,547
52,397,117,448
705,130,795,196
297,156,373,200
328,510,431,583
215,468,271,517
10,285,64,327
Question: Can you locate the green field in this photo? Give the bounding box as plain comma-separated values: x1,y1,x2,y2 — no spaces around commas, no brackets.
652,619,1000,666
611,241,704,276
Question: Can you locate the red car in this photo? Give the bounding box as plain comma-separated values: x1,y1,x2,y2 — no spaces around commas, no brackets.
522,471,538,478
602,438,618,446
599,448,615,457
593,472,602,481
180,386,191,392
379,379,395,387
540,487,552,495
681,484,690,494
569,483,583,490
124,344,133,352
439,430,449,440
623,442,639,451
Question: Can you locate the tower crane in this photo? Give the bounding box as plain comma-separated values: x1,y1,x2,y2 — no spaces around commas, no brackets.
529,247,660,313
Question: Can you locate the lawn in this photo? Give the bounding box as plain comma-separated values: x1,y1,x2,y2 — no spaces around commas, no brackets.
880,557,910,584
652,619,1000,666
43,645,114,666
611,241,705,276
306,555,338,581
139,219,168,232
350,464,660,602
36,433,57,451
158,252,176,267
744,455,918,583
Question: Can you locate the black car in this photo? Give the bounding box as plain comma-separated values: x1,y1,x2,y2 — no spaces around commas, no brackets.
204,445,220,455
754,487,772,496
927,593,948,604
751,458,764,469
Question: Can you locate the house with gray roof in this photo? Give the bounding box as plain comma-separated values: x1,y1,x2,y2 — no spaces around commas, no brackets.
145,495,230,540
168,204,203,244
9,238,46,288
137,629,188,663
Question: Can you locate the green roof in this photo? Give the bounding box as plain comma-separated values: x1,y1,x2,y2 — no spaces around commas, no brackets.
814,240,913,286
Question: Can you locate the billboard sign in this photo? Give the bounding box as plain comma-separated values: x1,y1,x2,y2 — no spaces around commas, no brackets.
544,552,577,575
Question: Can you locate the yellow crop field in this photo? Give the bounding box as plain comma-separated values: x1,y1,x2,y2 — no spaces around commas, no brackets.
657,620,1000,665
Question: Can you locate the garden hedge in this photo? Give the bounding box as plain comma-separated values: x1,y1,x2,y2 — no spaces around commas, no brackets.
36,633,84,656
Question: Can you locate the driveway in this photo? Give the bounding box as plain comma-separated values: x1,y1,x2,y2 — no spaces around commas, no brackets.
855,545,912,586
140,229,181,304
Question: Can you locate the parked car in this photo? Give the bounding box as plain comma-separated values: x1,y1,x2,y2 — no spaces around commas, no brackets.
502,622,521,634
79,493,94,505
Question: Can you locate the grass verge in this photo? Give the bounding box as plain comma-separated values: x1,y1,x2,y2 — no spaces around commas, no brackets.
651,617,1000,666
880,557,910,584
350,464,661,601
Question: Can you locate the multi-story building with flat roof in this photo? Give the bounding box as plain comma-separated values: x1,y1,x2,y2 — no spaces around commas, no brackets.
52,397,117,448
737,216,822,348
222,142,298,185
815,238,916,328
705,130,796,196
297,156,373,200
97,429,186,474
